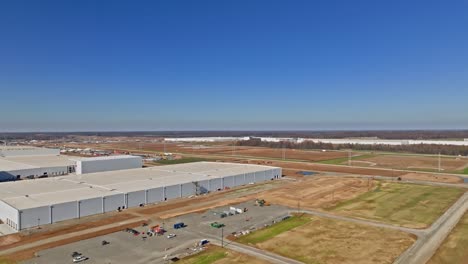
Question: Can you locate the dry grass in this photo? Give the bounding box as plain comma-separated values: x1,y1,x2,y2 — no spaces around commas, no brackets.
179,245,269,264
237,215,415,264
328,182,465,228
258,176,376,210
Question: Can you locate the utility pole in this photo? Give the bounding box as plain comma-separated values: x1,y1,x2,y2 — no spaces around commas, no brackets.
438,153,441,172
232,141,235,156
282,143,286,160
221,227,224,248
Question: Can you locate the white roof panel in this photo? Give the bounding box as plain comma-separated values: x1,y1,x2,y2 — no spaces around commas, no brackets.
0,162,279,210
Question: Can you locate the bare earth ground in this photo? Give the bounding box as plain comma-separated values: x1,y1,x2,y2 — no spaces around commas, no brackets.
244,160,463,183
352,155,468,172
428,212,468,264
178,245,270,264
257,177,375,210
400,172,462,184
215,148,348,162
247,215,415,264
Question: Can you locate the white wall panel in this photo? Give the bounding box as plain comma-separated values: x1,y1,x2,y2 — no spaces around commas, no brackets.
103,194,125,212
245,172,255,183
165,185,181,200
223,176,235,188
79,198,102,217
234,174,245,186
198,180,210,194
147,187,164,203
181,183,196,197
210,178,223,191
254,171,265,182
76,156,142,174
127,191,146,208
20,206,50,229
0,201,19,230
265,169,274,180
51,202,77,223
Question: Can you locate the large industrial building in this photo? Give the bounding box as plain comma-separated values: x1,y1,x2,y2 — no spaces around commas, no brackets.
0,146,60,157
0,146,143,181
0,162,281,232
0,146,76,181
72,155,142,175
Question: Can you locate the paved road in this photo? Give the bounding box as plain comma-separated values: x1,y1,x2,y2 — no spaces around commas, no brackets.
394,192,468,264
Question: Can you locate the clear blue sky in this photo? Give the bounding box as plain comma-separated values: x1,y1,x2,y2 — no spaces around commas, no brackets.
1,0,467,132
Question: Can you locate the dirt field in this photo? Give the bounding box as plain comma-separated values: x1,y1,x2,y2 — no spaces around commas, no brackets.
238,215,415,264
243,159,464,183
328,182,465,228
178,245,270,264
215,148,348,162
77,142,348,162
257,177,375,210
428,212,468,264
400,172,463,184
355,155,468,173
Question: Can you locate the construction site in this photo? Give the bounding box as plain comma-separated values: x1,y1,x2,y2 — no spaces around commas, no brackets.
0,141,466,264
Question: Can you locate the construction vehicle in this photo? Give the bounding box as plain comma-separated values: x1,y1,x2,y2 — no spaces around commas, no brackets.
148,225,165,236
255,199,270,207
210,222,225,228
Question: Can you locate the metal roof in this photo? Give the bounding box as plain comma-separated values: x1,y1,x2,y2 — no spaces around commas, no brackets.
0,155,75,171
70,155,141,162
0,162,279,210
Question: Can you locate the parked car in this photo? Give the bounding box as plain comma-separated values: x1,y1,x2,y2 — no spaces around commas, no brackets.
166,233,176,239
72,255,89,263
173,222,185,229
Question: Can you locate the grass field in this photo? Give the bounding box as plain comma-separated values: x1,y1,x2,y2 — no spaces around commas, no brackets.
236,215,312,244
236,214,415,264
318,154,375,165
153,157,209,165
328,182,465,228
428,212,468,264
178,245,269,264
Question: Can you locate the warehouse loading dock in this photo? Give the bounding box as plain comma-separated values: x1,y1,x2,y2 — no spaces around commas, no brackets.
0,162,281,232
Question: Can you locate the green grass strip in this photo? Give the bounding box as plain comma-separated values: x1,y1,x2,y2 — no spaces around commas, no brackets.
237,216,311,244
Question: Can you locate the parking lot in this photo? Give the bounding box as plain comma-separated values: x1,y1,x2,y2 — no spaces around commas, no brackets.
23,200,291,264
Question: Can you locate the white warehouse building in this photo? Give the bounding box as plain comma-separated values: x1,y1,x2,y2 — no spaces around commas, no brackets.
0,162,281,232
0,146,60,157
73,155,142,175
